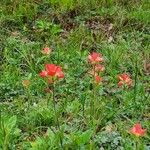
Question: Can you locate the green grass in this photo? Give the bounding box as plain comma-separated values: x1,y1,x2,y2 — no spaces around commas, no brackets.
0,0,150,149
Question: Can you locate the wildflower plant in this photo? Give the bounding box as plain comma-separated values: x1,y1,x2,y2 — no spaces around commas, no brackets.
117,73,132,88
22,79,32,110
88,52,104,120
39,63,64,148
129,123,147,150
129,123,146,137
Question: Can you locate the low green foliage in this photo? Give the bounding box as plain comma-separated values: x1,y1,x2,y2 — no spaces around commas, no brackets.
0,114,20,149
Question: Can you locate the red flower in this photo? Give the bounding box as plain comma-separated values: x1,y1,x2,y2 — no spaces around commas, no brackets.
42,47,51,55
55,67,65,78
117,73,132,87
95,76,102,84
39,70,47,77
45,64,58,76
39,64,64,80
95,64,105,72
88,52,103,64
129,123,146,137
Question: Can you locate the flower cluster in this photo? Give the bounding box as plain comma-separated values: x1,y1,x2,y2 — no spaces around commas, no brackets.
88,52,104,64
129,123,146,137
38,50,147,140
117,73,132,87
39,64,64,83
88,52,104,84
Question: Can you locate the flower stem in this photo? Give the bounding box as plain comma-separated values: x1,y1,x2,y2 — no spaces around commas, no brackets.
47,85,51,107
136,139,138,150
93,65,96,116
134,58,138,102
90,65,96,121
0,109,1,130
52,82,63,149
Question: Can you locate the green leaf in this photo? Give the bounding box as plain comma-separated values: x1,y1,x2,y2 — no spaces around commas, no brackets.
5,116,17,132
77,130,93,145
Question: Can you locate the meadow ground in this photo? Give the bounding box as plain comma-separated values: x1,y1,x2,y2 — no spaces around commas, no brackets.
0,0,150,149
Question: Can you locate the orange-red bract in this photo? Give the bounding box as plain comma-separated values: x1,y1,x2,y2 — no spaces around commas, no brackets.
117,73,132,87
88,52,104,64
95,64,105,72
129,123,146,137
39,64,64,80
45,64,58,76
95,76,102,84
55,67,65,78
39,70,47,78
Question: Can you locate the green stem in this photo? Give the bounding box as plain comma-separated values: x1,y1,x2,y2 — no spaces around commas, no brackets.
1,118,8,150
90,65,96,121
47,84,51,108
93,65,96,117
136,138,139,150
134,58,138,103
81,94,86,117
27,89,31,110
52,82,63,149
0,109,1,130
4,134,9,150
82,102,85,117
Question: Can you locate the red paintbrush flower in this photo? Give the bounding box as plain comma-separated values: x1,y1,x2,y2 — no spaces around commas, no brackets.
39,70,47,78
95,64,105,72
39,64,64,80
117,73,132,87
88,52,104,64
42,47,51,55
95,76,102,84
129,123,146,137
45,64,58,76
55,67,65,79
